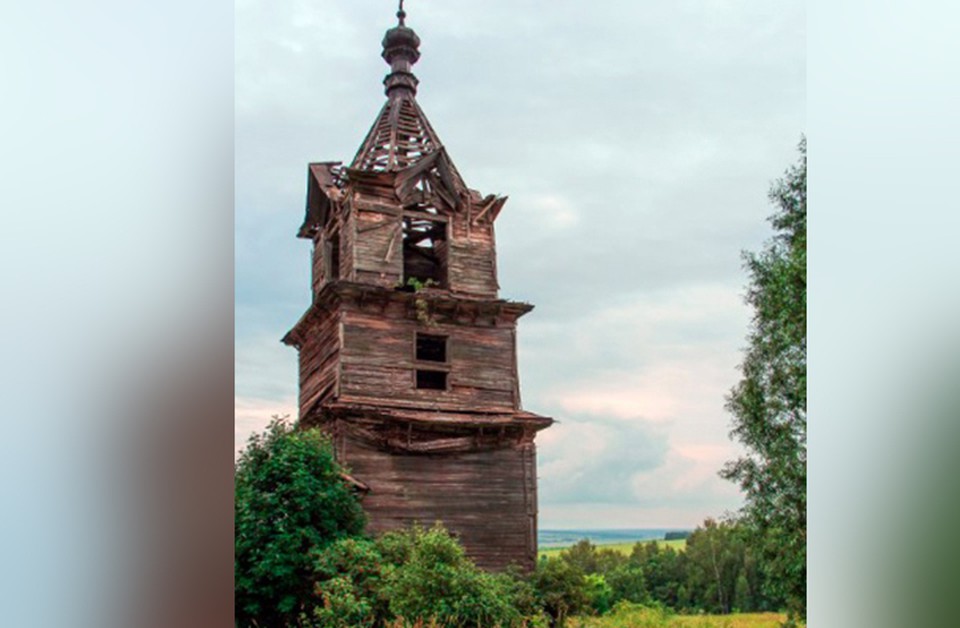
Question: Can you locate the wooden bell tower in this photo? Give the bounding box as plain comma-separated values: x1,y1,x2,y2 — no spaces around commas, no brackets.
282,7,553,571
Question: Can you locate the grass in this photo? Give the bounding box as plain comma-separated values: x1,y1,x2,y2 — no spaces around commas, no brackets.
672,614,793,628
539,538,687,559
567,605,793,628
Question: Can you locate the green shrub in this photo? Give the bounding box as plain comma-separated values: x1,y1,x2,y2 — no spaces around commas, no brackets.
583,573,614,615
306,537,387,627
561,540,600,574
307,523,544,628
500,565,550,626
234,417,366,627
532,556,590,627
381,524,526,628
604,564,648,606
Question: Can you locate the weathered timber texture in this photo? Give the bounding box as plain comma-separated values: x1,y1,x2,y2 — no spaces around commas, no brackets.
335,429,538,571
293,306,340,416
340,306,516,412
284,15,552,573
305,187,499,298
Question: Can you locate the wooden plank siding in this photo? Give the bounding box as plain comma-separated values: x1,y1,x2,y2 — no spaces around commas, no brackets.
448,214,498,297
337,432,539,572
338,306,517,412
289,145,551,575
353,204,403,288
311,235,323,298
307,190,501,299
296,307,341,418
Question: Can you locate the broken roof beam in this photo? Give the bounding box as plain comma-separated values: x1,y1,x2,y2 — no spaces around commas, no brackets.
472,195,508,224
298,162,344,238
394,148,463,210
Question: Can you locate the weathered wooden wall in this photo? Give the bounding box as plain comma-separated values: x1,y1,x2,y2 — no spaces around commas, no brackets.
337,430,539,571
311,233,328,296
310,187,500,299
338,303,518,413
290,160,548,575
296,307,340,417
341,209,356,283
448,214,498,297
353,200,402,288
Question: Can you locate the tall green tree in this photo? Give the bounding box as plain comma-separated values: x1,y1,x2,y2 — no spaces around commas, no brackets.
722,138,806,621
683,518,767,614
234,417,366,627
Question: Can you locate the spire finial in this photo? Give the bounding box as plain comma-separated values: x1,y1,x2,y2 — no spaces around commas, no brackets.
381,1,420,96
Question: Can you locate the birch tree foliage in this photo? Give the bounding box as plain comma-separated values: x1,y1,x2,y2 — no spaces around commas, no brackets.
723,138,806,621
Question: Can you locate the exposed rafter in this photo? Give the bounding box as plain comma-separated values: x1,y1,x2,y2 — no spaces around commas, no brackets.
352,95,448,173
349,7,467,195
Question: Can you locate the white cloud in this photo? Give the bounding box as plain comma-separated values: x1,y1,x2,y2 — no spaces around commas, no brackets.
524,194,581,231
538,414,669,506
234,396,298,458
630,443,741,504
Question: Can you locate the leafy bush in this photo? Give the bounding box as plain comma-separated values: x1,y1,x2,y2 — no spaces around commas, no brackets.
234,417,366,627
385,525,540,627
604,564,648,606
307,523,545,628
532,556,590,627
583,573,615,615
307,537,387,627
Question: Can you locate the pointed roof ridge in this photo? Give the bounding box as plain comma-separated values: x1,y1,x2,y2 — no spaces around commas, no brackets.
348,9,466,191
350,94,460,178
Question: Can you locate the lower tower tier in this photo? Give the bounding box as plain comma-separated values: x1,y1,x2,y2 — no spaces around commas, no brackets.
309,402,551,571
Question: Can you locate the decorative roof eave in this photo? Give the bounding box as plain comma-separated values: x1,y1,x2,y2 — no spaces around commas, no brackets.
281,281,535,348
322,401,554,433
343,148,504,219
297,162,344,239
300,156,507,236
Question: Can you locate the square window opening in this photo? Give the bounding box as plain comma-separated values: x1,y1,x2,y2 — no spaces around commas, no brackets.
403,216,447,287
416,334,447,363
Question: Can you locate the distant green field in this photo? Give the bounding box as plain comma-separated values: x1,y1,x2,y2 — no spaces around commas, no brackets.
539,537,687,559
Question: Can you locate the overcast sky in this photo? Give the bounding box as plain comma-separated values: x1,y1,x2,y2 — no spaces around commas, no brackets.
235,0,805,529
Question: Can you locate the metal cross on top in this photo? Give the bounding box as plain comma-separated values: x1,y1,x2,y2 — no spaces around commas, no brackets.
397,0,406,25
